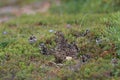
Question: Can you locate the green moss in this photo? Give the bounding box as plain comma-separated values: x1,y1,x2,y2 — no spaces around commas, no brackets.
0,0,120,79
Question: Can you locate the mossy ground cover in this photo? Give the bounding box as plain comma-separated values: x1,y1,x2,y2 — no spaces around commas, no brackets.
0,0,120,80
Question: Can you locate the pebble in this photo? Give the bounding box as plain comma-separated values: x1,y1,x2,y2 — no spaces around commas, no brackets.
2,31,7,35
66,56,73,61
49,30,54,33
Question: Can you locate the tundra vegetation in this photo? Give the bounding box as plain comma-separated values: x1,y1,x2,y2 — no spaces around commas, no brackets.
0,0,120,80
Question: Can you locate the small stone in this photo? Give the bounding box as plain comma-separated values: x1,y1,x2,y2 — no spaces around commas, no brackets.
96,38,102,44
81,55,88,63
111,58,118,66
39,43,48,55
2,31,7,35
28,35,37,44
49,30,54,33
66,24,71,28
66,56,73,61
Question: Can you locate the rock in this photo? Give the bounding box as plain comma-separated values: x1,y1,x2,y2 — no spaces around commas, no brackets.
2,31,7,35
66,56,73,61
28,35,37,44
39,43,48,55
49,30,54,33
111,57,118,67
96,38,102,44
